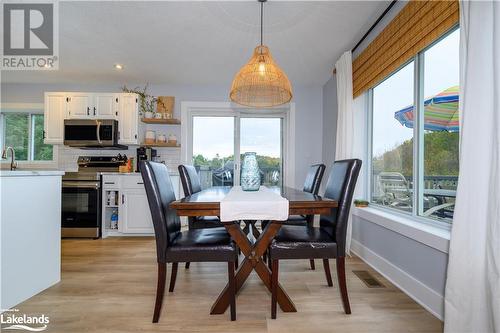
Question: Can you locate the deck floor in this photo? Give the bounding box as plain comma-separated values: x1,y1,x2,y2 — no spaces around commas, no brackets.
15,237,443,332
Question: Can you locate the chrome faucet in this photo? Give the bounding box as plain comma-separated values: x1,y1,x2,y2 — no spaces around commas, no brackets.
2,147,17,171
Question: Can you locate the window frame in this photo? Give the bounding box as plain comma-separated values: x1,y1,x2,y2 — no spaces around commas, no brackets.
181,101,296,189
0,103,57,165
367,26,459,229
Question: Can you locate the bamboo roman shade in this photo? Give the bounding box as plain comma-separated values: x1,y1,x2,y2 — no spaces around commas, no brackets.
352,0,459,98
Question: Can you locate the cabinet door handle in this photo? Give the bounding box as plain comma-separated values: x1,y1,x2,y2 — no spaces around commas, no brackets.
137,182,144,185
87,107,90,115
104,182,115,185
93,107,96,116
115,97,119,103
43,130,46,139
122,194,125,205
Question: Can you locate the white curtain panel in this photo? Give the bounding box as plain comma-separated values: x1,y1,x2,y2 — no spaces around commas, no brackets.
335,51,355,254
444,1,500,332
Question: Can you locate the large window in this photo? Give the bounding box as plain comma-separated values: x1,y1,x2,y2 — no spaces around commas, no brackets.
188,107,288,190
370,28,459,224
1,112,53,161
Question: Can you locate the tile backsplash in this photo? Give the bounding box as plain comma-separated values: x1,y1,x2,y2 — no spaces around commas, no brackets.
57,146,181,173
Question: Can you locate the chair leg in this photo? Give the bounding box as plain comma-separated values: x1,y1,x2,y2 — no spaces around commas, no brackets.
271,259,279,319
228,262,236,321
235,254,239,270
152,262,167,323
185,262,190,269
309,259,316,270
323,259,333,287
336,256,351,314
168,262,178,292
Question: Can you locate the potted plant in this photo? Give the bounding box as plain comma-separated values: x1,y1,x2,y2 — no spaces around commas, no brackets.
121,84,166,118
354,199,369,208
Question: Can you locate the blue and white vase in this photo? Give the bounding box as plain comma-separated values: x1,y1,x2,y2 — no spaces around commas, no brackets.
241,152,260,191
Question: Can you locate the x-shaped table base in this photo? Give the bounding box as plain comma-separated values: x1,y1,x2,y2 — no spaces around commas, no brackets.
210,221,297,315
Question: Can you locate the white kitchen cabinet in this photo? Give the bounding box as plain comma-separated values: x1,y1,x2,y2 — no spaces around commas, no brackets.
44,91,141,146
67,93,93,118
94,94,117,119
101,173,180,238
120,189,154,234
118,93,139,145
44,92,67,144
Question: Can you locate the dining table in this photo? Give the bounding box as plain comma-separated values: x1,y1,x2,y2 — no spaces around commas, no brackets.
169,186,338,316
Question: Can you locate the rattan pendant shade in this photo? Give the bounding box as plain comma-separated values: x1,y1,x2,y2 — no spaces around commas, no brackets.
229,0,292,108
230,45,292,108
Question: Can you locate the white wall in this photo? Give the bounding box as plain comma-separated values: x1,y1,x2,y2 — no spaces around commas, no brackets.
1,82,323,186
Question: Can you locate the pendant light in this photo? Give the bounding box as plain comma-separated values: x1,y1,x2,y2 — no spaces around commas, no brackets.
229,0,293,108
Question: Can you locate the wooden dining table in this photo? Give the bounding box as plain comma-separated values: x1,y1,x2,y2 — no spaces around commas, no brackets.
170,186,338,316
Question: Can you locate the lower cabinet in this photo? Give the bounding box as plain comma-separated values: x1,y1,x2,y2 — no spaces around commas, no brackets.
102,173,180,238
120,189,154,234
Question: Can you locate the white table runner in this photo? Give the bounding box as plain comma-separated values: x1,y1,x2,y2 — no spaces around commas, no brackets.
220,186,289,222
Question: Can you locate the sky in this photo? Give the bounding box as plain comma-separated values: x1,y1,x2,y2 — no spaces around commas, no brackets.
192,116,281,160
372,29,460,157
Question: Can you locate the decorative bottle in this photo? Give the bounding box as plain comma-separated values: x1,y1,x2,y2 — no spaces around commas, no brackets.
241,152,261,191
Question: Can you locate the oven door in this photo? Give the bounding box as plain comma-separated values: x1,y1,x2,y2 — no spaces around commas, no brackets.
62,181,101,237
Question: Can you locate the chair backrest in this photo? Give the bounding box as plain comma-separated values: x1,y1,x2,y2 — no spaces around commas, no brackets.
377,171,411,199
303,164,326,195
141,161,181,263
178,164,202,196
320,159,362,257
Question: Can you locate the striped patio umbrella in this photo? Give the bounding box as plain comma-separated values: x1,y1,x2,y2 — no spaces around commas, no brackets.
394,86,459,132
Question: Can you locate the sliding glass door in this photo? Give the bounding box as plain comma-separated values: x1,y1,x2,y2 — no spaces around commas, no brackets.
240,117,283,187
192,116,235,189
190,113,284,189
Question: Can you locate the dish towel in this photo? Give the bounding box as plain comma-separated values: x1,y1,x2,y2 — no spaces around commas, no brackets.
220,186,289,222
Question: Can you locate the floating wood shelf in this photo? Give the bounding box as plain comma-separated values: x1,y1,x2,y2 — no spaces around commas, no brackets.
141,142,180,148
141,118,181,125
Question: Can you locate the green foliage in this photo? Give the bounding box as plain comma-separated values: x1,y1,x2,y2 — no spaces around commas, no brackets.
193,153,280,170
2,113,53,161
121,84,165,114
4,114,29,160
33,114,53,160
373,131,459,177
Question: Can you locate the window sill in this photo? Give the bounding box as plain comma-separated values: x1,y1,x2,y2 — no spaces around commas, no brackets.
352,206,450,254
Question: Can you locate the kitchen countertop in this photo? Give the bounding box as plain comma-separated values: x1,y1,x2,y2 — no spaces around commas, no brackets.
0,170,65,177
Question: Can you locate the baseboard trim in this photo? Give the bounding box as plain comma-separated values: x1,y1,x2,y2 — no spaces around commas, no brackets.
350,239,444,320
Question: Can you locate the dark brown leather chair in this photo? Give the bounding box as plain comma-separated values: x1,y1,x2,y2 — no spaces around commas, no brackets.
178,164,224,229
141,161,237,322
268,159,361,319
262,163,326,269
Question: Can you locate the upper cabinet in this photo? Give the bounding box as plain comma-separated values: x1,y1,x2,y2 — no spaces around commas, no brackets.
67,93,93,118
95,94,119,119
67,93,120,119
44,92,140,145
118,93,139,145
44,92,67,144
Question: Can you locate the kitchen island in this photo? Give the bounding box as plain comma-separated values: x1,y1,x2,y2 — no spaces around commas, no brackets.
0,170,64,309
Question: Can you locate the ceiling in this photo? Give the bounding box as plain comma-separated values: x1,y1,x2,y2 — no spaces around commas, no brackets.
2,1,389,86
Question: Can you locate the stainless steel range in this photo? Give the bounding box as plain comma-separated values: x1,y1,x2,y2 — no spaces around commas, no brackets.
62,155,127,238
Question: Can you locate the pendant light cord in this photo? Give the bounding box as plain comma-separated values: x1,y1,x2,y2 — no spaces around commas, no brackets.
260,1,263,46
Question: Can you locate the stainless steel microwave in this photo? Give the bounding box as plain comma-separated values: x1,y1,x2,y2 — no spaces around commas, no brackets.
64,119,126,149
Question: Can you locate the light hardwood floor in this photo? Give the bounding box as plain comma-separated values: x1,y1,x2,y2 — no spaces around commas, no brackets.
16,237,443,333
